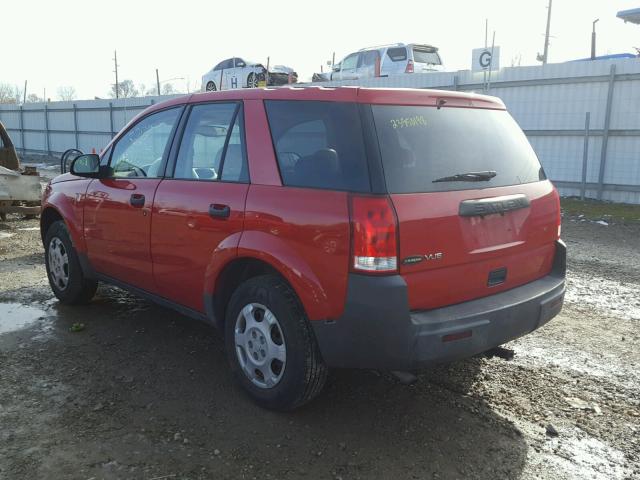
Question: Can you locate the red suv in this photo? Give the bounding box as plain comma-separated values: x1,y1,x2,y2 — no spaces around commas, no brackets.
41,87,565,410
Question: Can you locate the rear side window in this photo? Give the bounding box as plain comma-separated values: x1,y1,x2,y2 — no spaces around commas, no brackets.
265,100,370,192
359,50,379,67
174,102,248,182
372,105,545,193
386,47,407,62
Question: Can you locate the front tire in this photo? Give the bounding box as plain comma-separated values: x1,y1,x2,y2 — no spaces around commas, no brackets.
44,220,97,305
225,275,327,410
205,81,217,91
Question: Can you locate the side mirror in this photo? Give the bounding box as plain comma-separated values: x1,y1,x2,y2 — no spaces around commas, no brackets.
70,154,103,178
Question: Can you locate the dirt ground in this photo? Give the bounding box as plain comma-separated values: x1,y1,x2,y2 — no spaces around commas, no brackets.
1,189,639,479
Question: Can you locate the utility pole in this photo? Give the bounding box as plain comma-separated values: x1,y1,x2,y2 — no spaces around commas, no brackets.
23,80,27,104
156,68,161,96
113,50,120,99
542,0,553,64
484,19,489,88
591,19,599,60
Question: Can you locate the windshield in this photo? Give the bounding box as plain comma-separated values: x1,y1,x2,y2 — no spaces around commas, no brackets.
412,48,441,65
372,105,545,193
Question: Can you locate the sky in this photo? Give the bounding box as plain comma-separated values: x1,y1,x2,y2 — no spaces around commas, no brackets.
2,0,639,100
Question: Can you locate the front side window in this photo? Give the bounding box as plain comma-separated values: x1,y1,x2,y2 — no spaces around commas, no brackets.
110,107,181,178
173,102,248,182
265,100,370,192
341,54,358,70
99,145,112,167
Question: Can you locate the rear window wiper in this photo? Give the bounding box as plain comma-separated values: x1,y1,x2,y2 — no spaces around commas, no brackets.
432,171,497,183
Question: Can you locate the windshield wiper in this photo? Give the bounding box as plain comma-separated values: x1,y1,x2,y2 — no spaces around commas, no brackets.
432,171,497,183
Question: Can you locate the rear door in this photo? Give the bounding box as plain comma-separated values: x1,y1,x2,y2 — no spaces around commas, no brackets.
151,101,249,312
84,107,183,292
370,104,559,311
382,46,408,76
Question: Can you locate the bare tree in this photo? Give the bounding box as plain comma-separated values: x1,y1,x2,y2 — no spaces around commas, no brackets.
161,83,176,95
109,79,139,99
57,86,77,101
26,93,43,103
0,83,20,104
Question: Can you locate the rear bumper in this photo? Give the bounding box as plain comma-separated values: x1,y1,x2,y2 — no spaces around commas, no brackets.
312,240,566,370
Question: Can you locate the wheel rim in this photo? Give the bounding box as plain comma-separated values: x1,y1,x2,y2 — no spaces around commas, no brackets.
234,303,286,389
206,81,216,91
48,236,70,291
248,74,257,88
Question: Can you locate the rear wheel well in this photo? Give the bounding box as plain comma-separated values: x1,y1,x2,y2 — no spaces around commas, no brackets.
213,258,289,328
40,208,63,243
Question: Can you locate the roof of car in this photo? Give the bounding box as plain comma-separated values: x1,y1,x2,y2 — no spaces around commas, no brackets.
147,87,506,114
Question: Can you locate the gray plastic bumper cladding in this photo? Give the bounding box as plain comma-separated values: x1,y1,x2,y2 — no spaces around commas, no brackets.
312,240,566,370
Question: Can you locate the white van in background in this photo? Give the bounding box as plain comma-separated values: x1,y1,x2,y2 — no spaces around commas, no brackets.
330,43,443,81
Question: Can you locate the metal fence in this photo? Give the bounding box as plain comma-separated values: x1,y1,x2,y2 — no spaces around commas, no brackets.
0,95,180,157
1,57,640,203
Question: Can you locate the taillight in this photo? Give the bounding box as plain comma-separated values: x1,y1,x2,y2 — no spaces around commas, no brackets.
405,59,414,73
553,187,562,238
350,195,398,274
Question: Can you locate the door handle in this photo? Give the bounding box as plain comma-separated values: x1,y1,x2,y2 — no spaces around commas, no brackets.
130,194,145,207
209,204,230,219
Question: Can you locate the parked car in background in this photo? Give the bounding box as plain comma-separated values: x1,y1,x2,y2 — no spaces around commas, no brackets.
202,57,297,91
331,43,443,80
41,87,565,411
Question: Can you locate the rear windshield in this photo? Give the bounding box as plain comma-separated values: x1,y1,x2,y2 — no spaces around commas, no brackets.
265,100,370,192
412,47,441,65
372,105,545,193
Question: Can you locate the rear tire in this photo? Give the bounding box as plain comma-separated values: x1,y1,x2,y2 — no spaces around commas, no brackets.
44,220,97,305
225,275,328,411
247,72,258,88
205,81,217,91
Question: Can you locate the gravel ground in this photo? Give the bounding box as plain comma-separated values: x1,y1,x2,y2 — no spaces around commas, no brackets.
0,206,638,479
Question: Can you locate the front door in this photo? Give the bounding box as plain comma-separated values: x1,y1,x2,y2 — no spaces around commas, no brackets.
338,53,359,80
356,50,380,78
84,107,183,292
151,102,249,312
